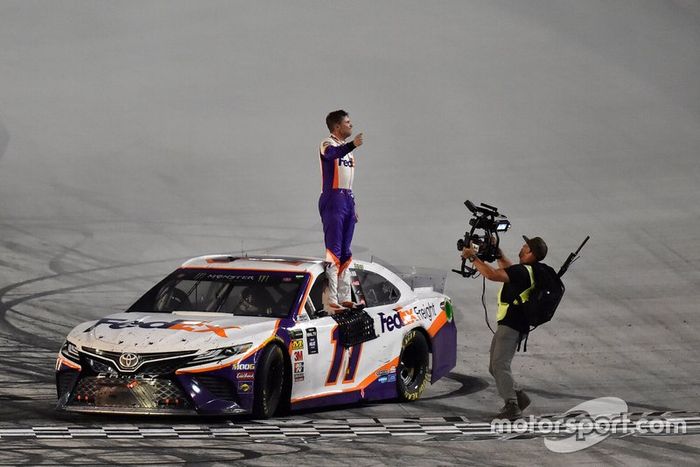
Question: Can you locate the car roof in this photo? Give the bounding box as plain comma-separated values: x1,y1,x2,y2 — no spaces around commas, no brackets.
181,254,326,272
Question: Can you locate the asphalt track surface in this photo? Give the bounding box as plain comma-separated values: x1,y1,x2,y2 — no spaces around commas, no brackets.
1,0,699,465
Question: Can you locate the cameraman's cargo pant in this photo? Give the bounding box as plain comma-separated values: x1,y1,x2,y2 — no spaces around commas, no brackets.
489,324,521,403
319,190,356,307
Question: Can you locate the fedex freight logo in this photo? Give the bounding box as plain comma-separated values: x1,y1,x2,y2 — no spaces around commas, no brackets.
379,303,437,333
83,318,240,338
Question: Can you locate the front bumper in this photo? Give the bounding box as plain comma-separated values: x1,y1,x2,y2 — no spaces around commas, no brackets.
56,353,255,415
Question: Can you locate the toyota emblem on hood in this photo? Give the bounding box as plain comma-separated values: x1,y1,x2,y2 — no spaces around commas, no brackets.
119,353,140,370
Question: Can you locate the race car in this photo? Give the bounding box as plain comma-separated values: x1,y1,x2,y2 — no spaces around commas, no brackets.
55,255,457,417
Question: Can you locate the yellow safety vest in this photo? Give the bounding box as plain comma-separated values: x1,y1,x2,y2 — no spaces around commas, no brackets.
497,265,535,321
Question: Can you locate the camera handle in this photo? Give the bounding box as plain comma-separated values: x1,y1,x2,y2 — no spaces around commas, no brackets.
452,257,477,277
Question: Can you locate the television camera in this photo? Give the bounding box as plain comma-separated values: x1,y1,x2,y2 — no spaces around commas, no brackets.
453,200,511,278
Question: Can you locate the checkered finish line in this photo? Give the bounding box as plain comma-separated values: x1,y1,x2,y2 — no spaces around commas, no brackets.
1,413,698,441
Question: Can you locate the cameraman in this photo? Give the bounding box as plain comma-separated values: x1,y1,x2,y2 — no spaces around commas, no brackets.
461,235,548,420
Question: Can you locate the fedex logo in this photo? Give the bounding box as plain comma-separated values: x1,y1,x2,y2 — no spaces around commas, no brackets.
83,318,239,338
338,157,354,168
397,307,419,326
378,311,403,333
379,303,437,333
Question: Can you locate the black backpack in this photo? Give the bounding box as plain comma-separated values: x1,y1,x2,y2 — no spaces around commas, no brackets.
521,262,565,329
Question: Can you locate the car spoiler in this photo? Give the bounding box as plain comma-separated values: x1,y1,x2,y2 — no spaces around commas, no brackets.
369,256,447,294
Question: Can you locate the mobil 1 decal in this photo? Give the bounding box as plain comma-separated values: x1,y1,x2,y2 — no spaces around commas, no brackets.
306,327,318,354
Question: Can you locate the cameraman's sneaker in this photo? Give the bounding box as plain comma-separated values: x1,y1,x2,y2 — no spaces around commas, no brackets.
494,401,522,421
516,390,531,411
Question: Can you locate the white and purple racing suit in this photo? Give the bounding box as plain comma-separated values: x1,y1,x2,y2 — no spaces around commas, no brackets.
319,135,357,308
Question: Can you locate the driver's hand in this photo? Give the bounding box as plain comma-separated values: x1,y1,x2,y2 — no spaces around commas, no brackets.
353,132,364,147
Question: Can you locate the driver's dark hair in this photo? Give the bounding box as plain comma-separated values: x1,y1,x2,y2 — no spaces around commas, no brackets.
326,110,348,132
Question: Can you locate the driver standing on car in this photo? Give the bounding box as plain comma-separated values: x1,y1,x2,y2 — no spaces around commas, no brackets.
318,110,364,313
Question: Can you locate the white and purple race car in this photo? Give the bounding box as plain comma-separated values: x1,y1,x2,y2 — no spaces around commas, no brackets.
55,255,457,417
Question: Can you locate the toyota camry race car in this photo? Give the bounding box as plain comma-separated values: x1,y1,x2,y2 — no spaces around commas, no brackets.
55,255,457,417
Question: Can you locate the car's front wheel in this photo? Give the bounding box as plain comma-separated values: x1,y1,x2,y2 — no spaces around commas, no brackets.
252,345,286,418
396,329,430,401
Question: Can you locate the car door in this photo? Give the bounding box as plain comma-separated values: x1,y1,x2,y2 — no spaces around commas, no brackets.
288,272,354,401
290,268,408,402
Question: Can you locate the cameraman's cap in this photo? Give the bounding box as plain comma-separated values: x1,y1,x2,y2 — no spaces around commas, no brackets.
523,235,548,261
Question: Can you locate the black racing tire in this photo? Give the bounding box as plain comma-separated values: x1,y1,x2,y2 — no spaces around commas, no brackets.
252,345,286,418
396,329,430,402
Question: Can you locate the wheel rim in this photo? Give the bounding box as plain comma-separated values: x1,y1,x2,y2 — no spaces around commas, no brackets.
400,342,424,388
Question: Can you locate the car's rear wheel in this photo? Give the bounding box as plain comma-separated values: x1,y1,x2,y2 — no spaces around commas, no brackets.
252,345,286,418
397,329,430,401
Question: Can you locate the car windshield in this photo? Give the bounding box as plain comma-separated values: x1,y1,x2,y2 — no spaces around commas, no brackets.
127,269,307,318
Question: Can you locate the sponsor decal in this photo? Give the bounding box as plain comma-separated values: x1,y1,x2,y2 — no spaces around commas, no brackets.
414,303,437,321
378,311,403,333
375,366,396,377
379,304,437,333
291,339,304,351
232,363,255,371
237,382,252,393
306,328,318,355
293,358,305,382
196,273,255,281
289,329,303,339
397,307,419,326
338,157,354,168
378,374,396,384
83,318,240,338
293,350,303,362
236,371,255,380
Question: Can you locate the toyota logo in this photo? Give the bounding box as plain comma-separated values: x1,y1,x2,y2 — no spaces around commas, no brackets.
119,353,140,370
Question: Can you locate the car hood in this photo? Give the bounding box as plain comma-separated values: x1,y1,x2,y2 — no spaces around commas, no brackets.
67,312,280,353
